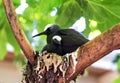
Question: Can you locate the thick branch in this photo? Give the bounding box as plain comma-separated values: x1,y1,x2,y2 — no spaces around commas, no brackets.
2,0,34,64
65,24,120,82
24,24,120,83
3,0,120,82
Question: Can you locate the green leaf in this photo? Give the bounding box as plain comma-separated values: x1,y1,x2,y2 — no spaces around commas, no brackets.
117,59,120,72
5,25,21,55
0,0,1,4
0,41,7,60
56,0,83,28
12,0,20,8
83,17,91,37
0,29,7,60
113,77,120,83
38,0,62,14
83,0,120,36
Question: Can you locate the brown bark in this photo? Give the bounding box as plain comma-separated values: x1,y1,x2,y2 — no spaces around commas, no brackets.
2,0,34,64
65,24,120,82
2,0,120,82
24,24,120,83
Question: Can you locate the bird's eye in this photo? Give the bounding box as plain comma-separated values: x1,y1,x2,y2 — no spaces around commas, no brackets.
44,26,51,31
46,27,51,31
44,24,53,31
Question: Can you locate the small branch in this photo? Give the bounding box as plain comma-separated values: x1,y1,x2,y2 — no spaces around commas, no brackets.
2,0,34,64
65,24,120,82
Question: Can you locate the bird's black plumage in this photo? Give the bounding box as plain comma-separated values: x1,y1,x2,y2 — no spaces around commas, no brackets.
33,24,89,55
41,36,62,55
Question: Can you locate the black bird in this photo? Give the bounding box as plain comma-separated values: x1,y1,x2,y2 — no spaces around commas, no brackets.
33,24,61,44
41,35,63,55
33,24,89,55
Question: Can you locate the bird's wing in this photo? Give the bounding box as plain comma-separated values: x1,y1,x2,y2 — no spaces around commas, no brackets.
57,29,89,46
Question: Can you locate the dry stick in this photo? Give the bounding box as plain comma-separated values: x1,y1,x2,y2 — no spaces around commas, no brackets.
65,24,120,82
2,0,34,64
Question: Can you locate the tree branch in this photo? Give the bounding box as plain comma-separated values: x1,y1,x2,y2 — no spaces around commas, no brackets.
24,24,120,83
2,0,34,64
3,0,120,82
65,24,120,82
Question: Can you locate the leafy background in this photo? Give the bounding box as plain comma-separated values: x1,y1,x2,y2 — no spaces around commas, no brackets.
0,0,120,81
0,0,120,76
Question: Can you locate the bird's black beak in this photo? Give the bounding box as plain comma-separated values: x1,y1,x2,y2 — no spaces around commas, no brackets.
32,31,46,38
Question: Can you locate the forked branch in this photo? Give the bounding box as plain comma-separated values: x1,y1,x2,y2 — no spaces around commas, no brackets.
2,0,120,82
2,0,34,64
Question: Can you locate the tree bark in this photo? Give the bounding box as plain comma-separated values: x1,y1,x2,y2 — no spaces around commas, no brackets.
2,0,120,83
24,24,120,83
2,0,34,64
65,24,120,82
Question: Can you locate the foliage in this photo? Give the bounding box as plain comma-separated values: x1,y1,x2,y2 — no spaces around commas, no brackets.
0,0,120,62
117,59,120,72
113,77,120,83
